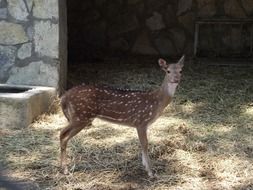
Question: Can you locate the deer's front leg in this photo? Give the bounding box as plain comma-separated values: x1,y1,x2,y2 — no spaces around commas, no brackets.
136,126,153,177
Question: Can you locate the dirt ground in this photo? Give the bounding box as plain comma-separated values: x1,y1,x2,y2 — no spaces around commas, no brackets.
1,57,253,190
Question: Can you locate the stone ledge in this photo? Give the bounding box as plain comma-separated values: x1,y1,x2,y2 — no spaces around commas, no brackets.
0,84,57,129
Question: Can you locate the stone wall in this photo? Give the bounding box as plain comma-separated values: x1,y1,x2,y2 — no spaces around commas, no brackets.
68,0,253,61
0,0,253,90
0,0,67,90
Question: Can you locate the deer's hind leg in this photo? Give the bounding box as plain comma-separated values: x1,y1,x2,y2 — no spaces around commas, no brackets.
60,120,92,174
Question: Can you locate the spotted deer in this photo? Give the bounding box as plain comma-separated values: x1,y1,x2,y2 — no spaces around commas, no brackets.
60,55,184,177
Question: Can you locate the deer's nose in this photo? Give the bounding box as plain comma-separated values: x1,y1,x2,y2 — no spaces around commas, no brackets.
172,77,180,83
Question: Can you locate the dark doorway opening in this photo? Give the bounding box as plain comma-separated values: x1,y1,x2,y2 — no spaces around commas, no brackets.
66,0,160,90
67,1,108,64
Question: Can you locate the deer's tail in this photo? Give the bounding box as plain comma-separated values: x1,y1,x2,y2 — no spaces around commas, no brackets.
60,94,70,122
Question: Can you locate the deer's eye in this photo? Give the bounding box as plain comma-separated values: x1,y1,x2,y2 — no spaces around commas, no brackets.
167,70,171,74
179,71,182,74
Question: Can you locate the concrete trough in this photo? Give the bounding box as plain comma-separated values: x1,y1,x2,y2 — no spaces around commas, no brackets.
0,84,57,129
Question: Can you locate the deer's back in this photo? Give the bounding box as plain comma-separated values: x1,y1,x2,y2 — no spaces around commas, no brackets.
61,84,160,126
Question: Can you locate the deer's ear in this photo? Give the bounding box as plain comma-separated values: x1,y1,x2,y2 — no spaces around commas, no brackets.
158,58,168,69
177,55,185,67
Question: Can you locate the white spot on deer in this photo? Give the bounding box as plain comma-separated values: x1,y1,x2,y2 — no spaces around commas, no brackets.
87,106,93,110
144,118,150,122
149,112,152,116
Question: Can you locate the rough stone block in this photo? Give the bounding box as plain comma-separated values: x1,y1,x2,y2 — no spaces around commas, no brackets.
7,61,59,88
33,0,58,19
146,12,165,31
177,0,192,16
0,84,56,129
224,0,246,18
17,42,32,60
0,21,28,45
241,0,253,16
7,0,29,21
34,21,59,58
197,0,216,18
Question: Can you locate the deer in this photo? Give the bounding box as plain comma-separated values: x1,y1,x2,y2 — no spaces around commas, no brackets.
60,55,184,177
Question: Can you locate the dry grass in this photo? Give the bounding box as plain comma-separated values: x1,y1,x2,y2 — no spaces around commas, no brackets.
1,57,253,190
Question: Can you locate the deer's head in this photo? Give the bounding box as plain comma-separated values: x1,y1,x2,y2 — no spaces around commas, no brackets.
158,55,184,96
